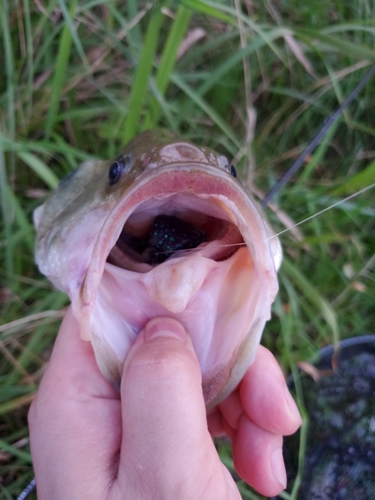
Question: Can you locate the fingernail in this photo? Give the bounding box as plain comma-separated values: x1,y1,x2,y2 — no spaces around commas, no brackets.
144,317,186,342
284,386,302,422
270,447,287,489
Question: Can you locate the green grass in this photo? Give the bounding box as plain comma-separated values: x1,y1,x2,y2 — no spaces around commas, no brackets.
1,1,375,498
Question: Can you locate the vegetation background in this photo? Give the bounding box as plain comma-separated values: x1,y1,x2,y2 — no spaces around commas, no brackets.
0,0,374,498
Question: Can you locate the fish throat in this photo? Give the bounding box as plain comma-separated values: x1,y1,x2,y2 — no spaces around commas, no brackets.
115,214,209,265
107,191,245,272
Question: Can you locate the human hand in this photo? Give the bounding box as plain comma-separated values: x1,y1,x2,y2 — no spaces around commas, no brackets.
29,308,301,499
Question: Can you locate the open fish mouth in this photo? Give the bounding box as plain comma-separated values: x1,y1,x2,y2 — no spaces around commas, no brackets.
34,130,281,408
79,165,280,407
108,195,244,270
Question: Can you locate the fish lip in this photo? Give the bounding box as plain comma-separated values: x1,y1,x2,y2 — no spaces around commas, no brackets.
78,163,279,339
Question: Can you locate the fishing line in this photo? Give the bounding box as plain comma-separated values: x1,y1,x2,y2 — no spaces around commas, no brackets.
153,242,247,256
154,181,375,255
269,182,375,239
261,63,375,207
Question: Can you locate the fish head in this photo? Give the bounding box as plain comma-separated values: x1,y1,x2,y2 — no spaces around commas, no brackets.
34,129,282,408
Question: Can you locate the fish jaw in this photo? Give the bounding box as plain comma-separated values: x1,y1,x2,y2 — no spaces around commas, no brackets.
76,164,281,408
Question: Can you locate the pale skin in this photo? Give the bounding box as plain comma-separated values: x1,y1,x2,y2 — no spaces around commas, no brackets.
29,309,301,499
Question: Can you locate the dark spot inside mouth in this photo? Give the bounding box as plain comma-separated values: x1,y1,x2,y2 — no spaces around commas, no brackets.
117,215,208,264
148,215,208,263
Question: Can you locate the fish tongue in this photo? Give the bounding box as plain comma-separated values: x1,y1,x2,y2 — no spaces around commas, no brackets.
141,252,214,314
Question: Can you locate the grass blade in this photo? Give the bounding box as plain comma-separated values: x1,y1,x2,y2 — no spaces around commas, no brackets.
0,142,14,281
17,152,59,189
143,5,193,128
332,160,375,195
0,0,15,142
45,0,78,138
22,0,34,129
171,74,241,149
197,28,286,98
123,2,168,142
296,27,375,59
181,0,235,24
282,258,340,347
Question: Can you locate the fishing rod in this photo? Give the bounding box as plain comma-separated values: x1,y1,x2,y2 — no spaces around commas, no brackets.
261,63,375,207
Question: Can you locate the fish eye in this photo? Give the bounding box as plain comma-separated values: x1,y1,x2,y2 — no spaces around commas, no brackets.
219,155,236,177
108,154,133,187
108,161,123,186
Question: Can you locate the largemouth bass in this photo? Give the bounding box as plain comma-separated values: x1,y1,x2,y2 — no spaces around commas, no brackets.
34,129,282,408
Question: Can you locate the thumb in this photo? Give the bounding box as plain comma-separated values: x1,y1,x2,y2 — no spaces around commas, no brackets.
114,317,235,499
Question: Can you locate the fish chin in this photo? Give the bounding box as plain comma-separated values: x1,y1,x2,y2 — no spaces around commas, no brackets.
77,168,280,408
